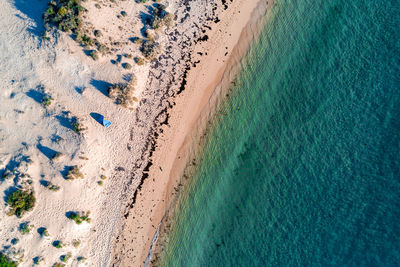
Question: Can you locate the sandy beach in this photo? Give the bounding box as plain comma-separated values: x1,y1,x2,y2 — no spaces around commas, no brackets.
0,0,270,266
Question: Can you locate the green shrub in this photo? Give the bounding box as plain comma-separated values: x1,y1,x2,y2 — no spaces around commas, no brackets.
41,180,60,192
38,227,50,237
100,175,107,180
33,256,44,265
0,253,17,267
65,166,84,180
60,253,72,262
77,256,86,262
89,50,98,60
108,78,137,108
52,263,65,267
42,0,84,33
42,95,52,107
19,222,33,234
6,189,36,217
97,181,103,186
122,63,132,69
52,240,64,249
121,11,127,17
67,211,91,224
11,238,19,245
71,117,86,134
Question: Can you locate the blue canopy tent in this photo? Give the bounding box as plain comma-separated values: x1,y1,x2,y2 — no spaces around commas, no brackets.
100,115,112,128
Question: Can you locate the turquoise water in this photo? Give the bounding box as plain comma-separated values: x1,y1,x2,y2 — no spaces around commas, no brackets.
160,0,400,266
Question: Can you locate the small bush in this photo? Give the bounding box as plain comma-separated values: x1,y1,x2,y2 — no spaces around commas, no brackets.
122,63,132,69
52,263,65,267
0,253,17,267
19,222,33,234
42,95,52,107
132,37,142,45
67,211,91,224
65,166,84,180
100,175,107,180
6,189,36,217
94,29,102,37
135,57,145,65
97,181,103,186
141,40,160,60
72,239,81,248
77,256,86,262
33,256,44,265
60,252,72,263
121,11,127,17
11,238,19,245
71,117,86,134
89,50,99,60
52,152,64,162
53,240,64,249
41,180,61,192
108,78,137,108
38,227,50,238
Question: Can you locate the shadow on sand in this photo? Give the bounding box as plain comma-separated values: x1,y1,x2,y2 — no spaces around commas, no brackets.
12,0,48,36
90,79,112,97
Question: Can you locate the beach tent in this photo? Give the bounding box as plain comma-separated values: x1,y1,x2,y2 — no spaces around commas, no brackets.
100,115,112,128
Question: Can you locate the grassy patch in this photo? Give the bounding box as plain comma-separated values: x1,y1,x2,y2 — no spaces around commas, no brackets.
0,253,17,267
6,189,36,217
67,211,91,224
71,117,86,134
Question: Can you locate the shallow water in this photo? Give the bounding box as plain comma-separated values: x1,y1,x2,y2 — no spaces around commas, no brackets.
160,0,400,266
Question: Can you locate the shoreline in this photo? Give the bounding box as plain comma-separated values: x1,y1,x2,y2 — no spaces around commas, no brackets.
111,0,273,265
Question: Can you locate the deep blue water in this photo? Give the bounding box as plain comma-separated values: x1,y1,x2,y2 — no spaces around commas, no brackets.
160,0,400,266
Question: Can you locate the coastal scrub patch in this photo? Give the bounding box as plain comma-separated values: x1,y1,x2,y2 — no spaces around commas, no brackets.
43,0,85,33
67,211,91,224
65,166,84,180
6,189,36,217
108,78,137,108
140,40,160,60
0,253,17,267
52,152,64,162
